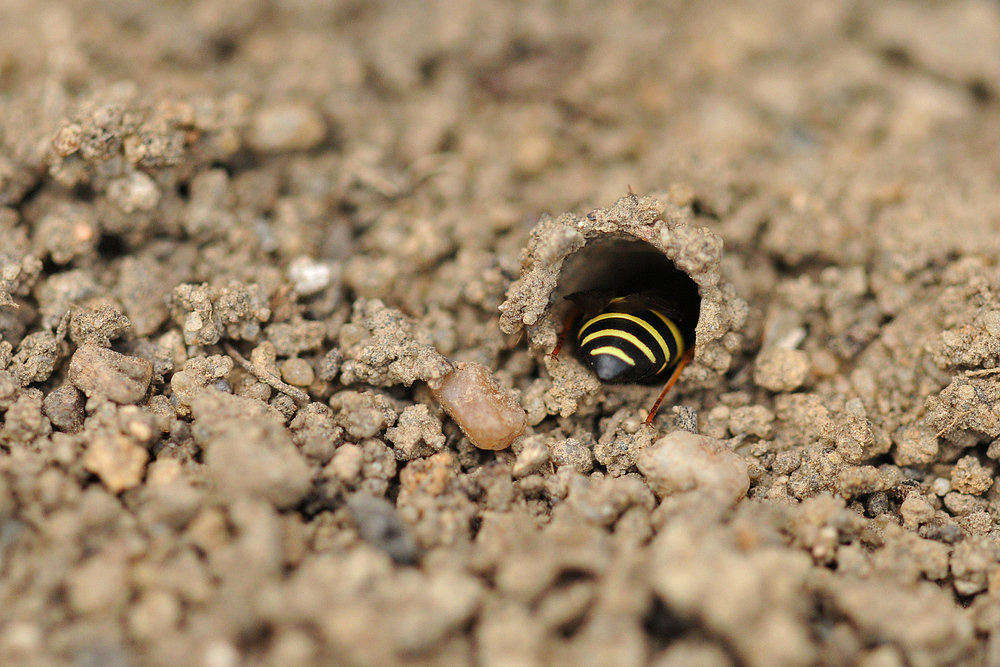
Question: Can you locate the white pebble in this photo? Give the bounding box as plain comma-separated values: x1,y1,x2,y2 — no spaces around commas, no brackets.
249,102,326,152
931,477,951,496
107,171,161,213
288,256,339,296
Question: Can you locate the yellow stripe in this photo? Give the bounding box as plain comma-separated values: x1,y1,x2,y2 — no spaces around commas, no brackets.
589,346,635,366
650,310,685,358
580,312,668,363
581,328,655,363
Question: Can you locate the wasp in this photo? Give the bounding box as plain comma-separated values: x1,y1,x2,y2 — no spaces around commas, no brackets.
550,288,696,426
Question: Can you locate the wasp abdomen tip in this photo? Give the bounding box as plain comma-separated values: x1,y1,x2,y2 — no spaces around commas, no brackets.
590,353,632,382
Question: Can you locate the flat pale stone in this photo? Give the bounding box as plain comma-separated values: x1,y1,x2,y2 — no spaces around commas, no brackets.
637,431,749,505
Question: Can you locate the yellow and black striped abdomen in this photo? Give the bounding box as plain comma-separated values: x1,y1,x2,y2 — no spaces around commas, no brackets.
576,301,686,384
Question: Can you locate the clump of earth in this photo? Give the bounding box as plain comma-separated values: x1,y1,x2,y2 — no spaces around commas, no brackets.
3,1,1000,665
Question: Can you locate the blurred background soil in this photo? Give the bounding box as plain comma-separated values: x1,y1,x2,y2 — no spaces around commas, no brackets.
4,0,1000,665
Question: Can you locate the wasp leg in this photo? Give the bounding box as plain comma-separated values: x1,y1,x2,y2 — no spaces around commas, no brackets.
643,346,695,426
549,305,582,359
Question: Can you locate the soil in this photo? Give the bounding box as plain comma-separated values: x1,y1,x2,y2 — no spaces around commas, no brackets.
4,1,1000,665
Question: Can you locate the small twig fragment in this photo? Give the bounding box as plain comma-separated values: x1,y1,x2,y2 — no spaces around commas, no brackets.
224,342,310,403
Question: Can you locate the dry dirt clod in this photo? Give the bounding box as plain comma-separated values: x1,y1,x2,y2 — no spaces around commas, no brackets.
83,430,150,494
67,548,130,614
430,361,527,450
69,344,153,404
329,390,397,439
753,347,811,393
892,423,940,466
547,437,595,474
42,383,85,432
729,405,775,439
325,443,364,485
0,390,50,444
9,331,60,386
169,354,235,415
899,494,936,531
385,403,446,460
637,431,750,505
266,319,328,357
190,391,312,509
68,303,131,347
338,298,453,387
170,282,271,346
951,455,993,496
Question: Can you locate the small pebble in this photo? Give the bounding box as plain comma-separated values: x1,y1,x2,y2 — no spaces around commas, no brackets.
899,494,936,531
430,361,526,450
249,102,326,152
281,357,315,387
69,344,153,404
83,431,149,494
753,347,811,393
325,443,364,485
287,256,338,296
42,384,85,432
512,435,549,478
931,477,951,496
636,431,749,505
106,171,161,213
345,493,418,565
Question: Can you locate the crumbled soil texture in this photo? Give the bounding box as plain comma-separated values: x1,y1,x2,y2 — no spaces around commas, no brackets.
5,1,1000,665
